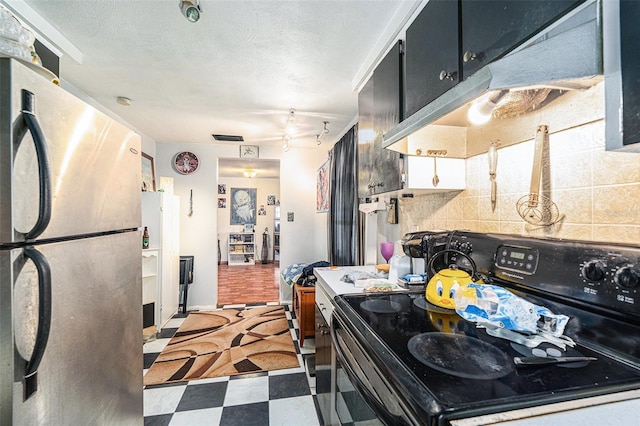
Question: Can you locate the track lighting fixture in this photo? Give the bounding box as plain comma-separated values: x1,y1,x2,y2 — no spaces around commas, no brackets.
179,0,202,23
284,109,296,136
316,121,330,145
281,109,296,151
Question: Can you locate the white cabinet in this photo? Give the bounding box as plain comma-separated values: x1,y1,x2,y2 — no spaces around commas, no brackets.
228,233,255,265
403,156,465,193
142,191,180,330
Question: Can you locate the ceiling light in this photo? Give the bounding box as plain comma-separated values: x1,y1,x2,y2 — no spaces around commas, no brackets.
281,110,296,151
467,90,508,125
284,109,296,136
179,0,202,23
316,121,330,145
115,96,131,107
243,169,257,178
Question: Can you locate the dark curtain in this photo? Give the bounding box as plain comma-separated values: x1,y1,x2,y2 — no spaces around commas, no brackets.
328,125,358,266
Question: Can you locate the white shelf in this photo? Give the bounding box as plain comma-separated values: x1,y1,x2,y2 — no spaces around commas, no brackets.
228,232,255,265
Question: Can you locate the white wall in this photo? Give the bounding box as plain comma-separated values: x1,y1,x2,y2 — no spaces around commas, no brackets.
217,177,280,263
279,147,330,301
153,142,329,308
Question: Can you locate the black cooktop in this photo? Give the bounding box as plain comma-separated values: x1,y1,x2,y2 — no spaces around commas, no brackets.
336,290,640,417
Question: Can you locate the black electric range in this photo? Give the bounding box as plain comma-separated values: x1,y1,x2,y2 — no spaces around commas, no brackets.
332,231,640,425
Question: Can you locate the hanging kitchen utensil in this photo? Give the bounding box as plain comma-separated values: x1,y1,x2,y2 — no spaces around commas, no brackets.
432,156,439,187
488,142,498,212
516,125,560,226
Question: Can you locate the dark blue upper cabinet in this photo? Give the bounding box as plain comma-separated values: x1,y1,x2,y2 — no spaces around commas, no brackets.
358,41,404,197
403,0,585,120
620,0,640,147
357,76,375,198
460,0,584,79
405,0,459,118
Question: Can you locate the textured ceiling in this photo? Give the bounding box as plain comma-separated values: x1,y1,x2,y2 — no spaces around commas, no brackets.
15,0,416,152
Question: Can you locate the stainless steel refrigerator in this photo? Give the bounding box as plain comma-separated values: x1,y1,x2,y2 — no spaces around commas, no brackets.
0,58,143,424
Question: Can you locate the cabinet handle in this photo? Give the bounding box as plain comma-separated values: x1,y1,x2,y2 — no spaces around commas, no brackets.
439,70,457,81
463,50,482,63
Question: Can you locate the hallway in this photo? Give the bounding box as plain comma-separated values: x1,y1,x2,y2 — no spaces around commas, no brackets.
217,263,280,307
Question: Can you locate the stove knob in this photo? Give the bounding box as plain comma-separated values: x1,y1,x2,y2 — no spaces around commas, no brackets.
614,266,640,289
581,260,606,282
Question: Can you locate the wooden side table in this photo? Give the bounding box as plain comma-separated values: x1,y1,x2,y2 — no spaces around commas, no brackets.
293,283,316,347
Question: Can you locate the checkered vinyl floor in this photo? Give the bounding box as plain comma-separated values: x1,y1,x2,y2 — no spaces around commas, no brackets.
143,303,320,426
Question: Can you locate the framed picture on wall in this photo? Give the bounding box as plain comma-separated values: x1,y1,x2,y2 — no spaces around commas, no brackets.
230,188,257,225
316,159,330,212
240,145,259,159
218,198,227,208
218,184,226,194
141,152,156,192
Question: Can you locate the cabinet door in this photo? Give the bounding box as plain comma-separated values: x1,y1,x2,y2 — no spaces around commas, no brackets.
461,0,584,78
314,304,332,425
357,76,375,198
405,0,459,117
620,0,640,147
358,41,404,196
371,41,404,195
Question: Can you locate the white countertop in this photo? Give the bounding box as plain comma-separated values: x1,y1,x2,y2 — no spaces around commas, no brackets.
314,265,640,425
313,265,379,298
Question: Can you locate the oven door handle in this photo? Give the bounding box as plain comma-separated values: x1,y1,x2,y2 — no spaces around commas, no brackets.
331,313,409,426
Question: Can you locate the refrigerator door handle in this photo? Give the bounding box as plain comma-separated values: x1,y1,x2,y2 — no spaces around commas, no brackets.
15,89,52,240
21,245,52,400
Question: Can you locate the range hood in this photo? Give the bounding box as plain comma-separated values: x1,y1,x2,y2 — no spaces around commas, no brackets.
383,0,603,157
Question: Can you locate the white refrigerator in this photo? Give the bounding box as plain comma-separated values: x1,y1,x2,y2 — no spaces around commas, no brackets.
0,58,143,424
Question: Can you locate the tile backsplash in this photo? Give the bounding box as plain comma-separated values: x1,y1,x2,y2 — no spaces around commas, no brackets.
399,120,640,244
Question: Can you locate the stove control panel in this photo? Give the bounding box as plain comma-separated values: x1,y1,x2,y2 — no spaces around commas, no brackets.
495,245,539,275
578,252,640,314
447,231,640,320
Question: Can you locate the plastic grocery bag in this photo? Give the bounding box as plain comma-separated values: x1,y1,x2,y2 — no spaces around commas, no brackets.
454,284,569,337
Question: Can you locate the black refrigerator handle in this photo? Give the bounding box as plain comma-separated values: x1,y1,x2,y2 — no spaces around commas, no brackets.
22,246,52,400
19,90,52,240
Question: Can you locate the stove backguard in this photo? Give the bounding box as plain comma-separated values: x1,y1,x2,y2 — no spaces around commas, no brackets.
446,231,640,324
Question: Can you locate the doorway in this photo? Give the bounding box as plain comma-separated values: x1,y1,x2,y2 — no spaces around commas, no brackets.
216,158,280,306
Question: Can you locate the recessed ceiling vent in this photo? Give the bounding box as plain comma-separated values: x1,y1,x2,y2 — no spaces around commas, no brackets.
211,134,244,142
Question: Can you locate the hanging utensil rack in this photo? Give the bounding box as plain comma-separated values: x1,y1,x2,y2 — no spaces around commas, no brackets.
516,125,560,226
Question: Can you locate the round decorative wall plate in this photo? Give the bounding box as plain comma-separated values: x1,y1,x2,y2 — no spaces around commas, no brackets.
173,151,199,174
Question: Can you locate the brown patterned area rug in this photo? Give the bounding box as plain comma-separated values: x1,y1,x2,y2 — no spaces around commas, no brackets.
143,306,299,385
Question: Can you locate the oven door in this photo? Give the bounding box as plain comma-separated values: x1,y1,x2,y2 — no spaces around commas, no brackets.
331,311,418,426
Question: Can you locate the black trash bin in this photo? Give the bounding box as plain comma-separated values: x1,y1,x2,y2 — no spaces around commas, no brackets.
179,256,194,314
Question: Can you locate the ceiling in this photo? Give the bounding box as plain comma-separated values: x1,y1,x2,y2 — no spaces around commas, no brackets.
6,0,420,158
